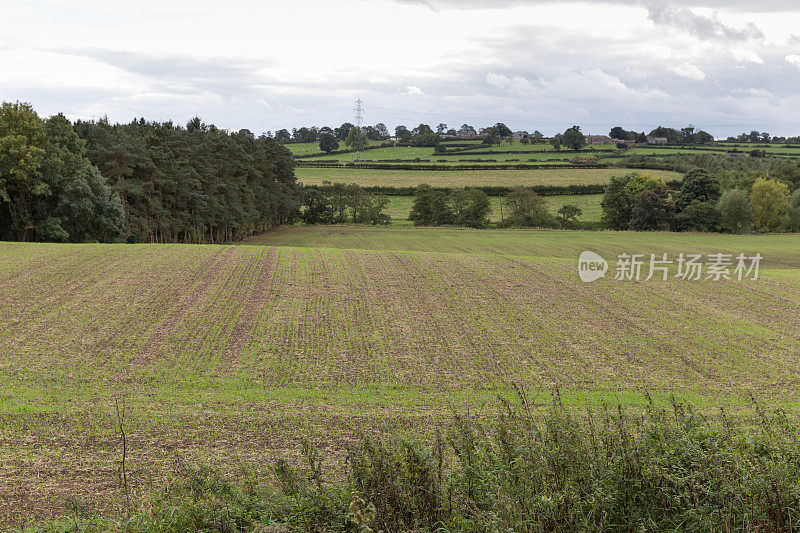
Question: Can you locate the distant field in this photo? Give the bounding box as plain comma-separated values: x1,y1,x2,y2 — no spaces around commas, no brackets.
302,142,618,162
247,226,800,267
295,167,683,188
384,194,603,224
4,229,799,520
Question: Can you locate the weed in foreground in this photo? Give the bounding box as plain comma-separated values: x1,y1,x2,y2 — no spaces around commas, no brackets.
24,391,800,532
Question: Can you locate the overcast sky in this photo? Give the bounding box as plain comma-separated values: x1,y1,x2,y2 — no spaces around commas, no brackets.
2,0,800,137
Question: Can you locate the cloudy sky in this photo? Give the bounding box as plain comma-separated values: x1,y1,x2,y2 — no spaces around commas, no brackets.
2,0,800,137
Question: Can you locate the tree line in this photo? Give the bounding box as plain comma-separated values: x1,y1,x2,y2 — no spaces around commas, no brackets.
0,101,299,243
601,169,800,232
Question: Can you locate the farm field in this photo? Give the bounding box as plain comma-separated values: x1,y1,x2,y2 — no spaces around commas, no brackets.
3,228,800,522
384,194,603,224
299,141,618,162
295,167,683,188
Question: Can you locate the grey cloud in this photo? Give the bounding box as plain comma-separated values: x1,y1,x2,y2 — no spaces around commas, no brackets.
66,49,273,96
391,0,798,13
399,24,800,136
646,4,763,41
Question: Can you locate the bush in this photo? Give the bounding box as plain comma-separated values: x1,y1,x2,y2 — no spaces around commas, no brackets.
717,189,753,233
629,185,675,231
786,189,800,232
409,184,454,226
673,200,720,232
301,183,390,225
601,172,667,230
674,168,721,211
500,187,553,227
556,204,582,228
39,394,800,532
750,177,791,231
451,188,491,228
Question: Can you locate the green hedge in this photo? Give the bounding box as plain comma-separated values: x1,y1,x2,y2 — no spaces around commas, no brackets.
295,161,613,170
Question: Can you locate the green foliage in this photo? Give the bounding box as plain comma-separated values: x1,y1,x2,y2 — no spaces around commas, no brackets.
600,172,666,230
773,160,800,190
75,116,299,243
409,184,454,226
318,132,339,153
629,184,675,231
303,182,389,225
600,175,634,229
345,127,367,150
450,188,491,228
300,188,335,224
673,200,720,232
556,203,582,228
562,125,587,151
750,177,790,231
786,189,800,231
0,101,47,240
36,396,800,532
674,168,721,211
716,189,753,233
37,115,125,242
500,187,552,227
410,131,440,147
0,102,124,242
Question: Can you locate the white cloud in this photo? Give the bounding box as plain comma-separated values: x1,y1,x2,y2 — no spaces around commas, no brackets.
669,63,706,80
485,73,537,95
786,54,800,69
400,85,424,96
730,49,764,64
732,88,772,97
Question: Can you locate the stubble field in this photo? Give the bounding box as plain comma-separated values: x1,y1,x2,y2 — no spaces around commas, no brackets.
2,227,799,522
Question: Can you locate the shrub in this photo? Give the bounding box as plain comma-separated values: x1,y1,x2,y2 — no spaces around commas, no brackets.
39,394,800,532
556,204,582,228
673,200,720,232
674,168,721,211
409,184,454,226
629,184,675,231
451,188,491,228
750,177,790,231
500,187,553,227
717,189,753,233
784,189,800,232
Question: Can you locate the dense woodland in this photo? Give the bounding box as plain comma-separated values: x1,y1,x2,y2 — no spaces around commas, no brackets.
0,102,298,243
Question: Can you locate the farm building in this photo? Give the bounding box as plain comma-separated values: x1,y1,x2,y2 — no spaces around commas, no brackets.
585,135,615,145
646,136,668,145
512,131,530,139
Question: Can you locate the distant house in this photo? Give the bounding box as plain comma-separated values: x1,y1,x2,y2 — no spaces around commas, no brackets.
646,136,668,145
512,131,530,140
585,135,615,145
458,131,477,139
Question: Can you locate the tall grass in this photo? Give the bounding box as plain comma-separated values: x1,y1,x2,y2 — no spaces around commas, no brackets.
29,391,800,532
